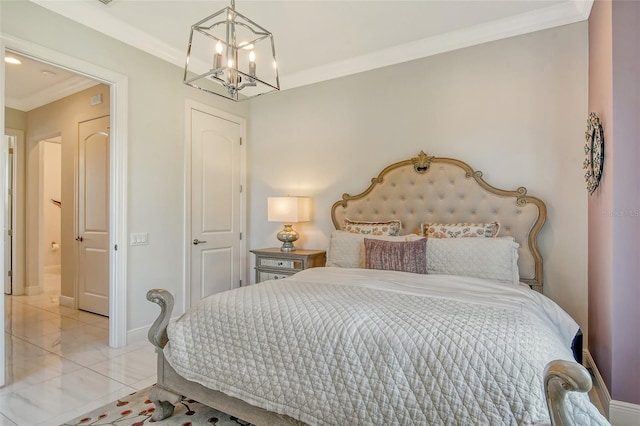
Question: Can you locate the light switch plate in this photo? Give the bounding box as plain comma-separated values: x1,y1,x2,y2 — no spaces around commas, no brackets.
90,93,103,106
130,232,148,246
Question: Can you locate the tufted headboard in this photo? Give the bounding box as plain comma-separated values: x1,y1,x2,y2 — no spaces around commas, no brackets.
331,151,547,291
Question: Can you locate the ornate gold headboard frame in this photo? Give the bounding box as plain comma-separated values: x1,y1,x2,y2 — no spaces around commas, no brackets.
331,151,547,291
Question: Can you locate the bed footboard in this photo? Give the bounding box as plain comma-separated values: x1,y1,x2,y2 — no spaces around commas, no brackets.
146,288,304,425
146,290,597,425
146,289,177,420
544,360,595,426
146,289,173,350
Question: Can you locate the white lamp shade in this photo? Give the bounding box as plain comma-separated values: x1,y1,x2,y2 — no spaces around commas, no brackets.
268,197,311,223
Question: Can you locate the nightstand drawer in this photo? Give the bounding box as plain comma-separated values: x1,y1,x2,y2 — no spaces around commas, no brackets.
259,258,302,270
258,272,292,281
250,248,326,284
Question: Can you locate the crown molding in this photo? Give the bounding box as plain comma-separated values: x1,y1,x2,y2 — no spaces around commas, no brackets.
5,75,99,111
30,0,594,92
283,0,594,89
30,0,185,67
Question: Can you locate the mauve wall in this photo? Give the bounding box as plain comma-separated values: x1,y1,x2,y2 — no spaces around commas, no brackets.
588,0,640,405
587,0,614,398
610,0,640,404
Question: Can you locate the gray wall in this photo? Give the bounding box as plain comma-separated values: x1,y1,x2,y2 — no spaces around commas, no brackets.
248,23,590,335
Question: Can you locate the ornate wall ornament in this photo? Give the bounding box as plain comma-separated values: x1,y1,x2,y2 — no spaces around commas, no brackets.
412,151,434,173
584,112,605,195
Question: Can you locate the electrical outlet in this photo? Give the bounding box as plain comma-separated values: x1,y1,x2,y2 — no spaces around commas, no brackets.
130,232,148,246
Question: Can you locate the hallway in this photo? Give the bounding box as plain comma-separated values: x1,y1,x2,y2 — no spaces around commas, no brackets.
1,271,155,425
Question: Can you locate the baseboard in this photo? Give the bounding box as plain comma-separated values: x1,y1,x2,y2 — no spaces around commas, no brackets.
44,264,61,274
127,323,151,345
584,349,640,425
59,295,75,308
128,313,185,347
24,285,42,295
609,400,640,426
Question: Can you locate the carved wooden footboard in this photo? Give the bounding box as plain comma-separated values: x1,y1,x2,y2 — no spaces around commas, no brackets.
146,289,304,425
146,288,596,426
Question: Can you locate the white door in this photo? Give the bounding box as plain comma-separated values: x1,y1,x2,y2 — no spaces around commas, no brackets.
0,136,6,387
190,107,243,306
3,135,13,295
78,116,110,316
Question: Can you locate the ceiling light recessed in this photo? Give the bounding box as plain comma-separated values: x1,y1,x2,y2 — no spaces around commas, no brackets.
42,70,57,78
4,57,22,65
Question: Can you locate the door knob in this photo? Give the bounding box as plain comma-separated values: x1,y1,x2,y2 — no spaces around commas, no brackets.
193,239,207,245
76,236,83,242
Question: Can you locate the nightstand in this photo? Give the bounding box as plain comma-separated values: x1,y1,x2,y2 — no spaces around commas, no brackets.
250,248,326,283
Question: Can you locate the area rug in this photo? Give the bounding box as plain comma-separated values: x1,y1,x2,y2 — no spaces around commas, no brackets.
61,385,254,426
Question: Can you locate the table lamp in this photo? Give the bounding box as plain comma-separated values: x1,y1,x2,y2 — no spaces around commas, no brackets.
267,196,311,252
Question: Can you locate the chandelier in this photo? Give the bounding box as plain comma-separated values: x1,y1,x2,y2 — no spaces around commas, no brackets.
183,0,280,101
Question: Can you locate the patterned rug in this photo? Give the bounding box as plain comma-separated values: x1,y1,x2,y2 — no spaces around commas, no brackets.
61,385,254,426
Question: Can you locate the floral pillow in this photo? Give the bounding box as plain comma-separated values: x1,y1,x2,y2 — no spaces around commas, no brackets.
343,218,401,236
421,221,500,238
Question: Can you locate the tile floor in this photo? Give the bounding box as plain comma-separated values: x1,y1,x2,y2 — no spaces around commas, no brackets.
1,272,156,426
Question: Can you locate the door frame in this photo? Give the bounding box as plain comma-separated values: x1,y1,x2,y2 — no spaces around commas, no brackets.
183,99,247,312
4,129,23,296
0,35,129,353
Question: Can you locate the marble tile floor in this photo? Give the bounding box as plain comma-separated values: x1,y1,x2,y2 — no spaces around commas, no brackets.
1,273,156,426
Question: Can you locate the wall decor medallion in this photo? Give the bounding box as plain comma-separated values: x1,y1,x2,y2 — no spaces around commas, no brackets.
584,112,604,195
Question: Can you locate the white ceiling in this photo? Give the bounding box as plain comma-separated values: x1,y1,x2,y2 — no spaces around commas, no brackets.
4,53,99,111
6,0,593,110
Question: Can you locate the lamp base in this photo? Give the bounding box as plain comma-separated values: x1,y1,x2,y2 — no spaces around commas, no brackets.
277,224,299,252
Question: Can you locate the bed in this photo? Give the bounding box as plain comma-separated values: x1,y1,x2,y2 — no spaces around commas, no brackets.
146,151,608,425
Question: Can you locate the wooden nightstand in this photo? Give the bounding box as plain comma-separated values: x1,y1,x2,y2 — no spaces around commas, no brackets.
250,248,326,283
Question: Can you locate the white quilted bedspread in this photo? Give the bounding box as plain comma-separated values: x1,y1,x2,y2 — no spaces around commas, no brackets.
164,268,608,426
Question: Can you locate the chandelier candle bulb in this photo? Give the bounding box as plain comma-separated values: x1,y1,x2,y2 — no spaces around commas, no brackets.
214,41,223,69
249,51,256,76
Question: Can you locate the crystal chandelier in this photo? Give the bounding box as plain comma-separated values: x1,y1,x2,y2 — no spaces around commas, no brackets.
183,0,280,101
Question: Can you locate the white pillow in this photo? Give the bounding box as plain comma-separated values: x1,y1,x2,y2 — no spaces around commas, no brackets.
426,237,520,284
326,230,421,268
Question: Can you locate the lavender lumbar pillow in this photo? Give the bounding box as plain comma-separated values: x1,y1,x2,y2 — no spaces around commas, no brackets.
364,238,427,274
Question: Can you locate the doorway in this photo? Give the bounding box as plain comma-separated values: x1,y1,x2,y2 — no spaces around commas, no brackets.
0,36,129,371
41,137,62,299
9,54,111,320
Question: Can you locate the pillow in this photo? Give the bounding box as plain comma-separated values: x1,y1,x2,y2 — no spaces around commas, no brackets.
364,238,427,274
326,230,421,268
343,218,401,236
421,221,500,238
426,237,519,284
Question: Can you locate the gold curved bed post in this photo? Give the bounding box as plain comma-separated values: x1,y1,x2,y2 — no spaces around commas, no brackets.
331,150,548,291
